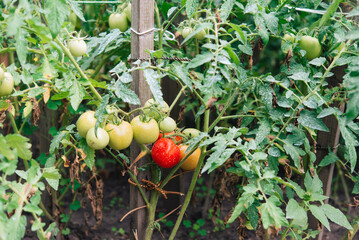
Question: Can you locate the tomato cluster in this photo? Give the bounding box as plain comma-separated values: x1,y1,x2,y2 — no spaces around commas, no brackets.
76,98,202,171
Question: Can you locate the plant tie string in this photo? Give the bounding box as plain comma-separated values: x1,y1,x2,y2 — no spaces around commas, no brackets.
128,178,184,199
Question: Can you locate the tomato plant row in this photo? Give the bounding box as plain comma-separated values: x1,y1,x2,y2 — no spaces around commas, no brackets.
0,0,359,240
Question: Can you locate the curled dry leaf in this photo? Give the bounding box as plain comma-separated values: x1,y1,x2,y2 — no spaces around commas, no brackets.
43,83,51,104
31,98,40,126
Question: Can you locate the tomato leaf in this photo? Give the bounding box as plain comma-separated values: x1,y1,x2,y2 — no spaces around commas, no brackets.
144,69,164,106
309,205,330,231
45,0,69,38
5,134,32,161
261,196,288,229
220,0,235,21
66,0,86,22
113,81,140,105
286,199,307,226
79,138,95,170
69,79,86,111
187,52,213,69
185,0,199,18
322,204,353,230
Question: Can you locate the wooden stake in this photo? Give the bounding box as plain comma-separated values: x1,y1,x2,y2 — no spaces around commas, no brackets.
130,1,154,239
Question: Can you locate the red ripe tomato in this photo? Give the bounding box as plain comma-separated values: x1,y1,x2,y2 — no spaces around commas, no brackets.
157,131,183,144
151,138,181,168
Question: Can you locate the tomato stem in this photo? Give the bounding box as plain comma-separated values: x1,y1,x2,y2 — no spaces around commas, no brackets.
54,37,102,102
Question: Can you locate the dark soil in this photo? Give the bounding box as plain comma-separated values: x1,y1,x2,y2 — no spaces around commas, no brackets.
23,163,359,240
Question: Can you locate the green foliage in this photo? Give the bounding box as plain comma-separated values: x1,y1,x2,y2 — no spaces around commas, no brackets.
0,0,359,239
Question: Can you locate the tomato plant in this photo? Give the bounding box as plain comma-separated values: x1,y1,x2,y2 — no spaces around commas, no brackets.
1,0,359,239
151,138,181,168
131,115,159,144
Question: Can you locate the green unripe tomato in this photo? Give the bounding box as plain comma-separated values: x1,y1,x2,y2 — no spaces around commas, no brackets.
298,36,322,60
182,27,192,39
86,127,110,150
105,121,133,150
283,33,295,43
124,3,131,22
0,68,4,80
182,128,201,138
68,39,87,57
281,33,296,54
0,72,14,97
131,116,159,144
77,111,97,138
159,117,177,133
195,29,206,40
109,12,128,32
144,99,170,121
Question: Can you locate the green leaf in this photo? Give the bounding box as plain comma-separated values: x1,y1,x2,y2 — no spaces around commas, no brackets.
144,69,164,106
319,152,339,167
286,199,307,226
50,131,66,154
173,63,192,88
229,23,246,44
309,205,330,231
7,213,27,240
185,0,199,18
69,79,86,111
259,85,272,110
5,134,32,160
114,81,141,105
79,138,95,170
220,0,235,21
309,57,326,66
0,137,16,160
15,28,28,66
298,110,329,132
322,205,353,230
262,12,278,34
238,44,253,56
187,52,213,69
45,0,69,38
255,120,270,145
201,140,235,173
66,0,86,22
6,12,24,37
339,119,358,172
24,203,43,215
94,94,110,134
228,191,255,223
248,205,259,230
261,196,288,229
224,46,240,66
283,143,301,168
